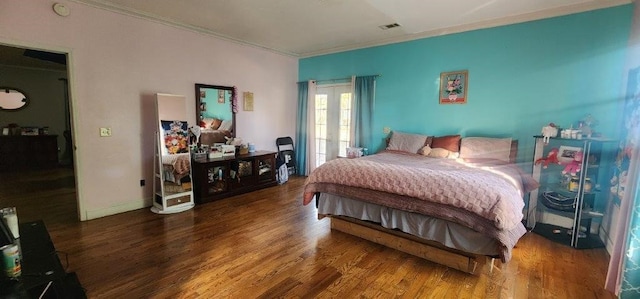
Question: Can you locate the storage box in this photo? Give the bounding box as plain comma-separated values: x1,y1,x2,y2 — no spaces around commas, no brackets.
208,151,223,159
209,144,223,158
346,147,363,158
221,145,236,157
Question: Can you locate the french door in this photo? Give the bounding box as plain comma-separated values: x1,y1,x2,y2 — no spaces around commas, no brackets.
315,84,352,166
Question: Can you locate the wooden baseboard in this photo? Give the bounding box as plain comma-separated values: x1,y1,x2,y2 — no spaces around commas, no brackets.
329,215,485,274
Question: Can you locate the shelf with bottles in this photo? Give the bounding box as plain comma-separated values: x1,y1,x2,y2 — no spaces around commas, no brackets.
206,165,228,194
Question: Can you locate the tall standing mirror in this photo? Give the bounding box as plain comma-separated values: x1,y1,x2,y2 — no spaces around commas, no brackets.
152,93,195,214
195,84,236,146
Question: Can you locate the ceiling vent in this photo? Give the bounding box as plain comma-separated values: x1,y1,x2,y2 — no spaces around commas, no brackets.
378,23,401,30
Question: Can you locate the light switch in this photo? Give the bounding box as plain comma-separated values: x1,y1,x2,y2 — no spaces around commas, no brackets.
100,127,112,137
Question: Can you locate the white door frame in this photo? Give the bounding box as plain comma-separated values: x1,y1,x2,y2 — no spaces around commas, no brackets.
316,83,351,162
0,38,84,221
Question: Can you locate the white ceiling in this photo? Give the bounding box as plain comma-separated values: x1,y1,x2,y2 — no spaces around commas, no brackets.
62,0,637,57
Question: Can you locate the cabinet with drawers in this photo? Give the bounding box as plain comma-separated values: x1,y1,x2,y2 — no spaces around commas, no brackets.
192,151,277,204
0,135,58,170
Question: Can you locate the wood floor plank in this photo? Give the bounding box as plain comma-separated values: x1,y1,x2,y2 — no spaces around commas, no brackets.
0,168,618,298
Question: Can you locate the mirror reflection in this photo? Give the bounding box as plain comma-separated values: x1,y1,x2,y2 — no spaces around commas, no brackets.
195,84,236,146
0,88,28,110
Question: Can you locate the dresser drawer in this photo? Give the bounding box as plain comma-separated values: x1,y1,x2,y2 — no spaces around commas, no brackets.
167,195,191,207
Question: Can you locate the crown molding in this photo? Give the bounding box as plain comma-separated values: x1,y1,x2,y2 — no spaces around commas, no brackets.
70,0,631,59
300,0,632,57
69,0,299,57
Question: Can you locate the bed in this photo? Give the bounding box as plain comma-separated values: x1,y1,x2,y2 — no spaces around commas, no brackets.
199,117,233,146
161,153,191,192
302,133,539,273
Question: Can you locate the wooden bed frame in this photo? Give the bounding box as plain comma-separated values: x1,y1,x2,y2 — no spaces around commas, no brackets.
320,214,495,274
313,139,520,274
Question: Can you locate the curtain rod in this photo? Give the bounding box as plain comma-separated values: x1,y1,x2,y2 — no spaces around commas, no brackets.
298,74,381,84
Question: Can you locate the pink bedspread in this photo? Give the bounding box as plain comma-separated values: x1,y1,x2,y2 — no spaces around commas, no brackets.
303,151,539,262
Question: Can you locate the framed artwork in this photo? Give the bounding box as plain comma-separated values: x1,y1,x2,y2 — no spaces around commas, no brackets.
243,92,254,111
161,120,189,155
218,90,225,104
439,70,468,104
558,146,582,163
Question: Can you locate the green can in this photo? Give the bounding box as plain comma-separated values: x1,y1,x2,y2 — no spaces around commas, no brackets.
1,244,21,279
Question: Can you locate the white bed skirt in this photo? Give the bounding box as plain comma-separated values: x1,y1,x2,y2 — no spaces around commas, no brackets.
317,193,500,256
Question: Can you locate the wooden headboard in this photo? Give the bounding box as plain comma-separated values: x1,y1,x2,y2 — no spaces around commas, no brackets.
509,140,519,164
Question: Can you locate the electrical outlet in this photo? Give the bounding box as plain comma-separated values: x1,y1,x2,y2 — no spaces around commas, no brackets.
99,127,112,137
383,127,391,134
140,179,145,187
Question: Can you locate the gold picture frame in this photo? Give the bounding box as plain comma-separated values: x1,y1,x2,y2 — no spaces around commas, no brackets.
439,70,468,104
243,92,254,111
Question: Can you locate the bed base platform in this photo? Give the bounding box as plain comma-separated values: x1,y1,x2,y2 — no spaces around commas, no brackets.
324,214,492,274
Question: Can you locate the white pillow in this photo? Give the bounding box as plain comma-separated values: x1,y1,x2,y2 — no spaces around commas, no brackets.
459,137,512,162
387,131,429,154
218,120,233,131
420,145,459,159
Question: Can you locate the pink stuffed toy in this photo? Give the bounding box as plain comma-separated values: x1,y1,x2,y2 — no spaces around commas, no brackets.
562,151,583,176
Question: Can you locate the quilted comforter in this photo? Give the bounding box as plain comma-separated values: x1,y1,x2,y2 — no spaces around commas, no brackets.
161,153,191,183
303,151,539,262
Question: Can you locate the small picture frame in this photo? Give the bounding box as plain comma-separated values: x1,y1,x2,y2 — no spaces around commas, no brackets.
218,90,225,104
243,92,254,111
439,70,468,104
558,146,582,163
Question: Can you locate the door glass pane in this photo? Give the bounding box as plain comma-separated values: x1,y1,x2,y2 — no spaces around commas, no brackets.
338,92,352,158
314,86,351,166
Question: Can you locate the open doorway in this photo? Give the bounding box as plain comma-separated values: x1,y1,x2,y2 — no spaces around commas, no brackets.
0,43,79,225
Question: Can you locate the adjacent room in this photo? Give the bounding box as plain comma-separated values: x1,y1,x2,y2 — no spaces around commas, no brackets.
0,0,639,298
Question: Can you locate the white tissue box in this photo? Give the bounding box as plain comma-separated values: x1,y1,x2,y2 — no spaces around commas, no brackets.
208,151,223,159
221,145,236,157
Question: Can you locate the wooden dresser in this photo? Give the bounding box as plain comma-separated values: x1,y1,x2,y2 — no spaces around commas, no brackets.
192,150,277,204
0,135,59,171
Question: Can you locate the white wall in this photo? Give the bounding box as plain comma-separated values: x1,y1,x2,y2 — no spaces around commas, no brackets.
0,0,298,220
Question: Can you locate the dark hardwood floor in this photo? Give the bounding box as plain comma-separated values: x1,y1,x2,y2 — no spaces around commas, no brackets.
0,168,616,298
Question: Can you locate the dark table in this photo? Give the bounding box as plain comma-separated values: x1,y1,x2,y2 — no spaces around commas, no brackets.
0,221,86,298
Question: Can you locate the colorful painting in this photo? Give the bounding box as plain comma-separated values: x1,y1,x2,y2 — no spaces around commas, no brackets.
161,120,189,154
439,70,468,104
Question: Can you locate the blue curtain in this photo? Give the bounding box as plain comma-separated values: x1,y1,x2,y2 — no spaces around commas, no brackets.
354,76,377,149
295,81,308,176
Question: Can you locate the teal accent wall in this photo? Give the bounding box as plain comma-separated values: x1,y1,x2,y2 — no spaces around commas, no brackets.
201,88,233,121
299,5,633,162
